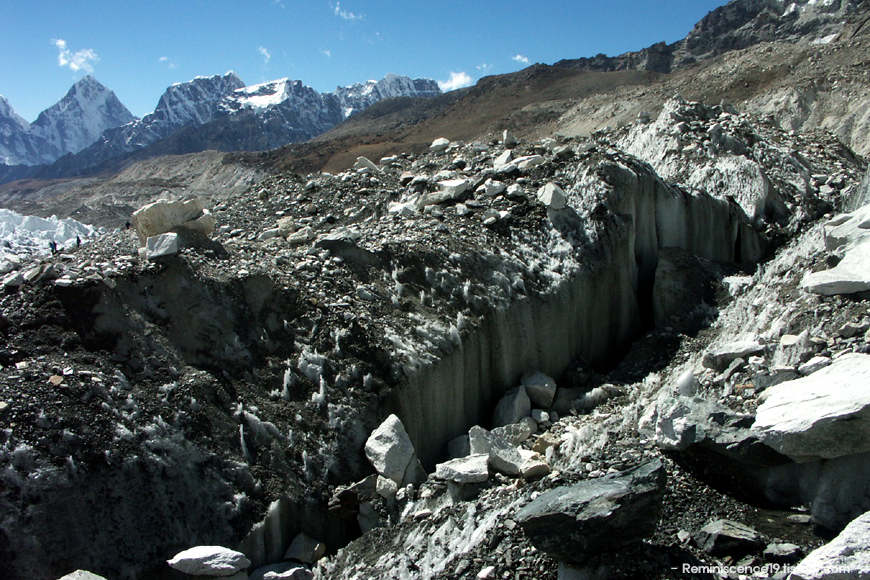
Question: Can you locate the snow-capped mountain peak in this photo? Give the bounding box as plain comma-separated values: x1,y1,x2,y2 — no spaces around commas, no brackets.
151,71,246,127
0,96,30,132
229,78,294,113
1,71,440,174
0,76,134,166
335,74,441,118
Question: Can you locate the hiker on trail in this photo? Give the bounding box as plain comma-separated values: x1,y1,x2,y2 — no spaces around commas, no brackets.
49,241,57,255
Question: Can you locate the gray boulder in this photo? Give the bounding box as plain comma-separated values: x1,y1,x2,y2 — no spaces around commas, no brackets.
763,542,804,564
492,421,533,446
492,385,531,427
283,533,326,564
753,353,870,462
536,183,567,210
789,511,870,580
516,460,666,565
521,371,557,408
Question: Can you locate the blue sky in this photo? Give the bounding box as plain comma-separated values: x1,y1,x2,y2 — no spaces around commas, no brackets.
1,0,728,122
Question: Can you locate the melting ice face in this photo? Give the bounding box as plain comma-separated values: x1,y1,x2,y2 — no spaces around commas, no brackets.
0,208,102,271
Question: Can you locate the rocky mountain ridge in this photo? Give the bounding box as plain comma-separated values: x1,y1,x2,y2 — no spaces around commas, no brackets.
555,0,859,73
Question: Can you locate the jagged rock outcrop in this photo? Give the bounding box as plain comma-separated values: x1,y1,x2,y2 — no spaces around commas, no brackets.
555,0,859,74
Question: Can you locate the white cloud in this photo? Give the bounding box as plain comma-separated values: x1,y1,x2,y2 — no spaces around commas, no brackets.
159,56,178,69
477,63,493,74
333,2,363,20
438,71,474,92
321,49,332,58
512,54,530,64
259,46,271,64
52,39,99,73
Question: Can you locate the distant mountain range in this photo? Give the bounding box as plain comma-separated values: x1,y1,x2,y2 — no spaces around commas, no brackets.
0,72,440,182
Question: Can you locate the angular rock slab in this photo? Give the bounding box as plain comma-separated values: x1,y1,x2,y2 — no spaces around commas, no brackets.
145,232,179,260
249,562,312,580
516,460,666,565
695,519,763,557
753,354,870,462
801,236,870,296
434,454,489,484
167,545,251,576
364,414,416,485
823,203,870,252
468,425,523,476
702,340,764,372
789,511,870,580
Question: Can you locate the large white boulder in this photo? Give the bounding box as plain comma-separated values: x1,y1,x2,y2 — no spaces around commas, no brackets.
493,150,513,168
132,199,214,246
364,414,416,485
437,179,470,199
753,354,870,462
353,156,380,173
429,138,450,152
789,511,870,580
802,204,870,296
167,545,251,576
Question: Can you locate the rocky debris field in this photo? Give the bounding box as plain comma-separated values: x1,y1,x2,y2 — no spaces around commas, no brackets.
0,98,869,580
